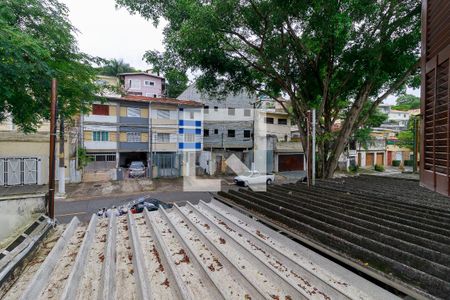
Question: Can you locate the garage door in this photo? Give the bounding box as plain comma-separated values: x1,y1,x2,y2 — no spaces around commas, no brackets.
376,153,384,165
366,153,374,166
278,154,304,172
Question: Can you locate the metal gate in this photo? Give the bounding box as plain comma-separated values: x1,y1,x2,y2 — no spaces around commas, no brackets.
7,159,21,185
0,159,4,186
24,158,38,184
154,153,180,177
0,157,38,186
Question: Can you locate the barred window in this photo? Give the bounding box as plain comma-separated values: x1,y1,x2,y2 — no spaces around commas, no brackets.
127,107,141,118
185,133,195,142
156,133,170,143
127,132,141,142
157,109,170,119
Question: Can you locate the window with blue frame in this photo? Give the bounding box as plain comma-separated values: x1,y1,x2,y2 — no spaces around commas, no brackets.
93,131,109,141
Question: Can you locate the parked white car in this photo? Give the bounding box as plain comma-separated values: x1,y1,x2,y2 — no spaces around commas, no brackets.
234,171,275,186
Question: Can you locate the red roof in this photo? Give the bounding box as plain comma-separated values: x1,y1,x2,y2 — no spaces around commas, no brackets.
107,95,203,107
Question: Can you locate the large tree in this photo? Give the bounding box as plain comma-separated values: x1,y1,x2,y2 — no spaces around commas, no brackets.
392,93,420,111
0,0,100,132
117,0,421,177
98,58,137,76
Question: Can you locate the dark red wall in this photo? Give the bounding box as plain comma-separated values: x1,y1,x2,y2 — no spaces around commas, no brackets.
420,0,450,196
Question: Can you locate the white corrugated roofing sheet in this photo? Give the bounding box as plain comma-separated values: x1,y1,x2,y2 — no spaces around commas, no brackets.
3,200,399,300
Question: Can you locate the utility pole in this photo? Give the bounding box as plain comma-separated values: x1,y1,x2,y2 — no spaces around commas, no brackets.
48,79,57,219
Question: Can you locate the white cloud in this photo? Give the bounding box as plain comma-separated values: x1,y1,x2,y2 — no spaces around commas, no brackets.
61,0,165,70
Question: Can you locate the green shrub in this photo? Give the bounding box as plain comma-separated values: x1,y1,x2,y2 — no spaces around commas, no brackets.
404,160,413,167
392,160,401,167
374,164,385,172
348,164,359,173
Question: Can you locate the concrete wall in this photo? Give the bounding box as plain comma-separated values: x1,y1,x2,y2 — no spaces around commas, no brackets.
0,194,45,245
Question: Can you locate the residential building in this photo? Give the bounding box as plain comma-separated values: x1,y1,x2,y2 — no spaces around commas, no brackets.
81,95,202,181
178,85,254,175
0,118,77,186
377,105,411,132
118,72,166,98
257,97,304,173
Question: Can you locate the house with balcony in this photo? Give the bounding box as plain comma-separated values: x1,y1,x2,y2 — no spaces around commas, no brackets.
178,85,254,175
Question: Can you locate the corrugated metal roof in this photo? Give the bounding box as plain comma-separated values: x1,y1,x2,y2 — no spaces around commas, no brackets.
3,200,399,300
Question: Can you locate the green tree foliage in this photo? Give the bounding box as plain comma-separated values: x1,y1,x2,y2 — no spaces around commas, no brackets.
0,0,100,132
392,94,420,111
397,115,418,150
117,0,421,177
143,50,188,98
354,109,388,150
98,58,137,76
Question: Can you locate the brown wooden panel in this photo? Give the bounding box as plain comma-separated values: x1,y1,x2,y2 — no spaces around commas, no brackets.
278,154,304,172
376,153,384,166
421,0,449,196
365,153,374,167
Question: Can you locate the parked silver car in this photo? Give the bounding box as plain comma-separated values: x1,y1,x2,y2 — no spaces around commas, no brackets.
128,161,146,178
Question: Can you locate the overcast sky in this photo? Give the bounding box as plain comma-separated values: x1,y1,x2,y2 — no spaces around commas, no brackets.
61,0,165,70
61,0,418,105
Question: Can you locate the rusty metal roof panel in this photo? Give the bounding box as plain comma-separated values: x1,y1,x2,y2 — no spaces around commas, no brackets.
3,201,400,300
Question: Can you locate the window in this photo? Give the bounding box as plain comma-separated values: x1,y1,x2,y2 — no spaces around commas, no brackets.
157,109,170,119
228,130,235,137
204,106,209,114
244,109,251,117
244,130,251,138
127,107,141,118
214,106,218,111
156,133,170,143
92,104,109,116
265,117,274,124
93,131,109,141
129,79,141,89
144,80,155,86
189,111,195,119
278,118,288,125
228,107,235,116
214,129,219,134
127,132,141,142
204,129,209,137
185,133,195,142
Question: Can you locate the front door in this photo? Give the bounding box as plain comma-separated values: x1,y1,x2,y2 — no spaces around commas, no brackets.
376,153,384,166
366,153,374,167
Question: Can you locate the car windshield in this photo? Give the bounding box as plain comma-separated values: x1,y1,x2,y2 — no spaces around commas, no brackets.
130,162,144,168
242,171,253,176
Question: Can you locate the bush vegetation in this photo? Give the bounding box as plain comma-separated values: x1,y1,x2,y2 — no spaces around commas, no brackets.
374,164,385,172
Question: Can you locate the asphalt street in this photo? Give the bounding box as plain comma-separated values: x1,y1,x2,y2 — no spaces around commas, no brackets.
55,191,213,223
